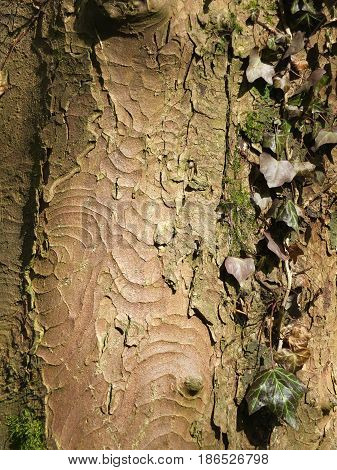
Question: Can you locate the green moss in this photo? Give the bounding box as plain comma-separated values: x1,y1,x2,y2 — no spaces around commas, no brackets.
241,106,275,144
227,12,243,34
220,152,257,255
7,409,46,450
203,12,243,55
224,188,257,255
245,0,260,14
244,0,277,21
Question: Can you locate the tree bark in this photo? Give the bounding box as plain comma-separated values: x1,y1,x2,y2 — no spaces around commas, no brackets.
1,0,337,450
0,0,46,447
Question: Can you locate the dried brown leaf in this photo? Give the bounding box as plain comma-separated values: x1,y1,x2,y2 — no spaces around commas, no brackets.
274,347,310,372
291,58,309,73
286,325,311,352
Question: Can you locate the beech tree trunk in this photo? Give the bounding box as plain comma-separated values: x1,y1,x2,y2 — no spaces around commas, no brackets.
1,0,337,450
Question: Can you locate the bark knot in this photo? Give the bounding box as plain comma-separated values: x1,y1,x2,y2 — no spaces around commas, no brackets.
93,0,172,29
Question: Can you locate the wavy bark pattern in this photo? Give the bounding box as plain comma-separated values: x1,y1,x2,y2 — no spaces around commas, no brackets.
35,0,228,449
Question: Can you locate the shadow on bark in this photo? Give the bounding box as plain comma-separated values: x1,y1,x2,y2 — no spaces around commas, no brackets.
236,398,277,449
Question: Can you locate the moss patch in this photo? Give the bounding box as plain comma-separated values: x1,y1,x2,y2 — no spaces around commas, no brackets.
220,151,257,256
7,409,46,450
241,106,276,144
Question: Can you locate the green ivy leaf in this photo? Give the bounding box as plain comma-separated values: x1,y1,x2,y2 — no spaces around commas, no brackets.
302,0,317,14
291,0,300,14
275,200,299,232
246,367,306,429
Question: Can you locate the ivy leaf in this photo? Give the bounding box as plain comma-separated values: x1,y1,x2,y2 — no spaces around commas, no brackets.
273,74,290,93
293,161,315,176
293,68,326,96
252,192,272,213
291,0,300,13
314,128,337,150
307,69,327,89
246,367,306,428
292,0,325,30
264,120,292,157
264,232,288,261
274,348,310,373
224,257,255,286
246,48,275,86
283,31,305,59
259,153,296,188
302,0,317,14
285,324,311,352
274,200,299,232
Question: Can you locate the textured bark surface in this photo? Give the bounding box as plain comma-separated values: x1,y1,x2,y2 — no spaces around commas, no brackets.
0,0,45,448
34,0,228,450
1,0,337,451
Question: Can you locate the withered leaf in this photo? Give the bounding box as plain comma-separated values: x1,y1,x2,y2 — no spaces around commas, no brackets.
291,58,309,74
314,128,337,150
246,47,275,86
274,348,310,373
224,257,255,286
246,367,306,429
283,31,305,59
260,153,296,188
264,232,288,261
286,325,311,352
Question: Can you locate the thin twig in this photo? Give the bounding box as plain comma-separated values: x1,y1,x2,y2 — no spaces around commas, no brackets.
269,302,277,367
278,258,292,351
255,19,280,36
282,259,292,310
